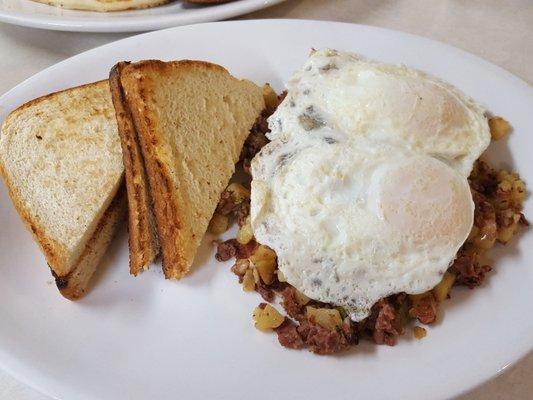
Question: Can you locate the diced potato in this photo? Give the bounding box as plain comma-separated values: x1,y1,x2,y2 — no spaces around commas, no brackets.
489,117,511,140
306,306,342,331
498,224,519,243
497,170,526,208
432,272,456,302
231,259,250,276
252,268,261,284
250,245,277,285
414,326,427,339
252,304,284,331
497,211,521,243
409,291,435,305
409,290,435,307
226,182,250,204
467,225,479,241
512,177,527,203
242,269,255,292
473,227,496,250
236,216,254,245
262,84,280,109
208,213,229,234
276,269,287,282
294,289,310,305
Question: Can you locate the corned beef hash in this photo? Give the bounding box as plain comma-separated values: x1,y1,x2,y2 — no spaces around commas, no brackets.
212,49,527,355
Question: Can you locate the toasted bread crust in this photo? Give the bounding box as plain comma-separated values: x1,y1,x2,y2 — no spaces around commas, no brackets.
0,80,124,299
117,60,264,279
0,80,112,275
110,63,159,276
3,80,109,116
54,183,127,300
0,159,65,269
118,61,189,278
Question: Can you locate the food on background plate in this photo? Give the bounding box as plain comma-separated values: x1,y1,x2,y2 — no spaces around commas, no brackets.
0,81,126,300
185,0,235,3
32,0,170,12
214,49,527,354
110,60,265,279
30,0,236,12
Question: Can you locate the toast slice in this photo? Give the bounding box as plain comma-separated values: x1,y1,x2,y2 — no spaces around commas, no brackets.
110,64,160,276
53,185,127,299
0,81,125,299
112,60,265,279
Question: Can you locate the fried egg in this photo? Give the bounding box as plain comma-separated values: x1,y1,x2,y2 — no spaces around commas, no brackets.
268,49,490,177
250,50,488,321
251,134,474,321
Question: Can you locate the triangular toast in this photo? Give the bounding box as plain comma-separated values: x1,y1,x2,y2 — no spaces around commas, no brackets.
0,81,125,299
111,60,265,279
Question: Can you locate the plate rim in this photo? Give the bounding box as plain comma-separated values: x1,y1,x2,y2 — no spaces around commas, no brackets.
0,0,285,32
0,18,532,400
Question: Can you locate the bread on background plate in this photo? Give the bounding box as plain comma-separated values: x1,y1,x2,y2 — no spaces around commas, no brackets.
30,0,234,12
110,60,265,279
0,81,126,299
185,0,235,4
31,0,169,12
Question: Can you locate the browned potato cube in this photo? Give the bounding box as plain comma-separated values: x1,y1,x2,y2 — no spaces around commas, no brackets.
497,211,521,243
242,269,255,292
208,213,229,234
414,326,427,339
276,269,287,282
432,272,456,302
252,304,284,331
262,84,279,109
250,245,277,284
489,117,511,140
252,268,261,284
236,215,253,245
306,306,342,331
226,182,250,204
231,259,250,276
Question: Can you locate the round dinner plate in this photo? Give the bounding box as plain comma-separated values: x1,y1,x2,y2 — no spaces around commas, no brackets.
0,0,284,32
0,20,532,400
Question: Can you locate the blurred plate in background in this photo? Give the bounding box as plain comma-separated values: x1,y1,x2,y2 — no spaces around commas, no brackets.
0,0,284,32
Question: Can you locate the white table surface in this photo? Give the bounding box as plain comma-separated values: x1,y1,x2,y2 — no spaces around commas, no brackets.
0,0,531,399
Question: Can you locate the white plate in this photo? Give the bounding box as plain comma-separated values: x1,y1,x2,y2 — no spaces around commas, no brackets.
0,0,283,32
0,19,532,400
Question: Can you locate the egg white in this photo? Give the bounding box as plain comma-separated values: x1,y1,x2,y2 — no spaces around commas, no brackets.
251,50,487,321
251,134,474,321
268,49,490,177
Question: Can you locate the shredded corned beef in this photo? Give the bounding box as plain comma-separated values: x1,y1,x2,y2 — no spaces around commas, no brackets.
298,319,349,355
275,319,305,349
409,296,438,325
